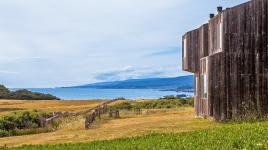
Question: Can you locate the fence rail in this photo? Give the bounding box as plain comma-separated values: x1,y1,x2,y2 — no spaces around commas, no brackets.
39,100,118,128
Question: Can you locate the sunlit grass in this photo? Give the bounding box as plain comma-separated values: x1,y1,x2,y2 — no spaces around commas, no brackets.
0,107,218,148
0,100,103,116
1,100,266,150
7,122,268,150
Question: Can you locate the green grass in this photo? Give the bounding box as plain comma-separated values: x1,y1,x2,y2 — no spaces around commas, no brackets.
109,98,193,110
6,122,268,150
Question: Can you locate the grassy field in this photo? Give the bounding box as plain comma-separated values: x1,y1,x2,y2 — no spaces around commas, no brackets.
7,122,268,150
0,100,103,116
0,100,267,149
0,99,218,148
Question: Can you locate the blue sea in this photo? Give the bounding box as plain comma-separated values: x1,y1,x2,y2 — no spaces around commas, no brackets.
26,88,194,100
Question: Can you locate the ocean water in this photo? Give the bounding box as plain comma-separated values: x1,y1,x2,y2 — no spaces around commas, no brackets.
27,88,194,100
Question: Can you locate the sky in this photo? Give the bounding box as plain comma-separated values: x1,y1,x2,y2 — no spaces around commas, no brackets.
0,0,249,88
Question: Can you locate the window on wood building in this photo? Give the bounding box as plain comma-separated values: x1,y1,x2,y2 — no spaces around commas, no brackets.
203,74,207,98
201,58,208,99
216,17,223,52
183,38,187,58
195,76,199,96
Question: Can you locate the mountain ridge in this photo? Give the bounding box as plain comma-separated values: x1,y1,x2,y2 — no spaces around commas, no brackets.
64,75,194,90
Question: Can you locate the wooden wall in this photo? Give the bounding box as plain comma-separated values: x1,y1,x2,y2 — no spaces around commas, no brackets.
207,0,268,120
184,24,209,116
199,24,209,58
182,29,199,73
194,73,200,116
207,52,227,120
194,73,208,117
208,14,224,55
182,24,209,73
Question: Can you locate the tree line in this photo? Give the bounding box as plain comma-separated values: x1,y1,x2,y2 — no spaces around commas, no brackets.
0,85,60,100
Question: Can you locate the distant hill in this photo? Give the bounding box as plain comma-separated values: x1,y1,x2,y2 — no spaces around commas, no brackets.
66,75,194,91
0,85,60,100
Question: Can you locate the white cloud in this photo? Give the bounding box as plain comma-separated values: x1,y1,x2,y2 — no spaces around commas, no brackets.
0,0,249,87
94,66,169,81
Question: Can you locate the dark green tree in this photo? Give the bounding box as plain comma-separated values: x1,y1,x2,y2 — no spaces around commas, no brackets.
0,85,11,99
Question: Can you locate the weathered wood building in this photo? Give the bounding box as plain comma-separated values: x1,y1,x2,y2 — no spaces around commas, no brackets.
182,0,268,120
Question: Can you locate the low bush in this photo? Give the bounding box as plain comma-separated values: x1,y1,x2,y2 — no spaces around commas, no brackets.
113,97,126,100
109,102,133,110
109,97,194,111
0,110,54,138
0,129,9,137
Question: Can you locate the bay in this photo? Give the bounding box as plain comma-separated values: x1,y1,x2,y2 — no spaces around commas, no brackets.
27,88,194,100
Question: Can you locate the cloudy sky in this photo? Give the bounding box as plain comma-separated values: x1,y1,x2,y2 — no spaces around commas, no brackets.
0,0,248,88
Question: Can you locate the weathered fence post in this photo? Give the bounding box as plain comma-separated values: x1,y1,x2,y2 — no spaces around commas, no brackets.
109,110,113,118
134,108,141,115
85,114,93,129
103,104,108,113
85,111,98,129
92,112,96,121
108,110,120,118
94,108,101,119
85,115,89,129
115,110,120,118
38,117,47,128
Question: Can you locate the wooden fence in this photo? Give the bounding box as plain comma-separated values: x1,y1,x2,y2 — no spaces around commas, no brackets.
39,100,118,128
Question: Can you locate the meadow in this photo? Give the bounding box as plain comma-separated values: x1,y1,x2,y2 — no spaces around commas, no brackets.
0,99,267,149
0,100,102,116
7,122,268,150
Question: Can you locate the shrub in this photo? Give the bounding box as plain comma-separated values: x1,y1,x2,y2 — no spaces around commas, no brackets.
51,120,61,129
187,97,194,106
0,85,11,99
0,110,54,137
160,95,177,100
109,98,194,111
113,97,126,100
0,119,17,131
0,129,9,137
109,102,133,110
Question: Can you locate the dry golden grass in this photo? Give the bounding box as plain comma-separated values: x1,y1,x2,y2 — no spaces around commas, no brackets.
107,100,127,105
0,107,219,148
107,99,158,107
0,100,103,116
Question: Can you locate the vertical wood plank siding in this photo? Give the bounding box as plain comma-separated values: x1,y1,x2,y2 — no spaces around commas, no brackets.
182,24,208,73
183,0,268,120
182,29,200,73
209,0,268,120
184,24,209,116
199,24,209,58
194,73,200,115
